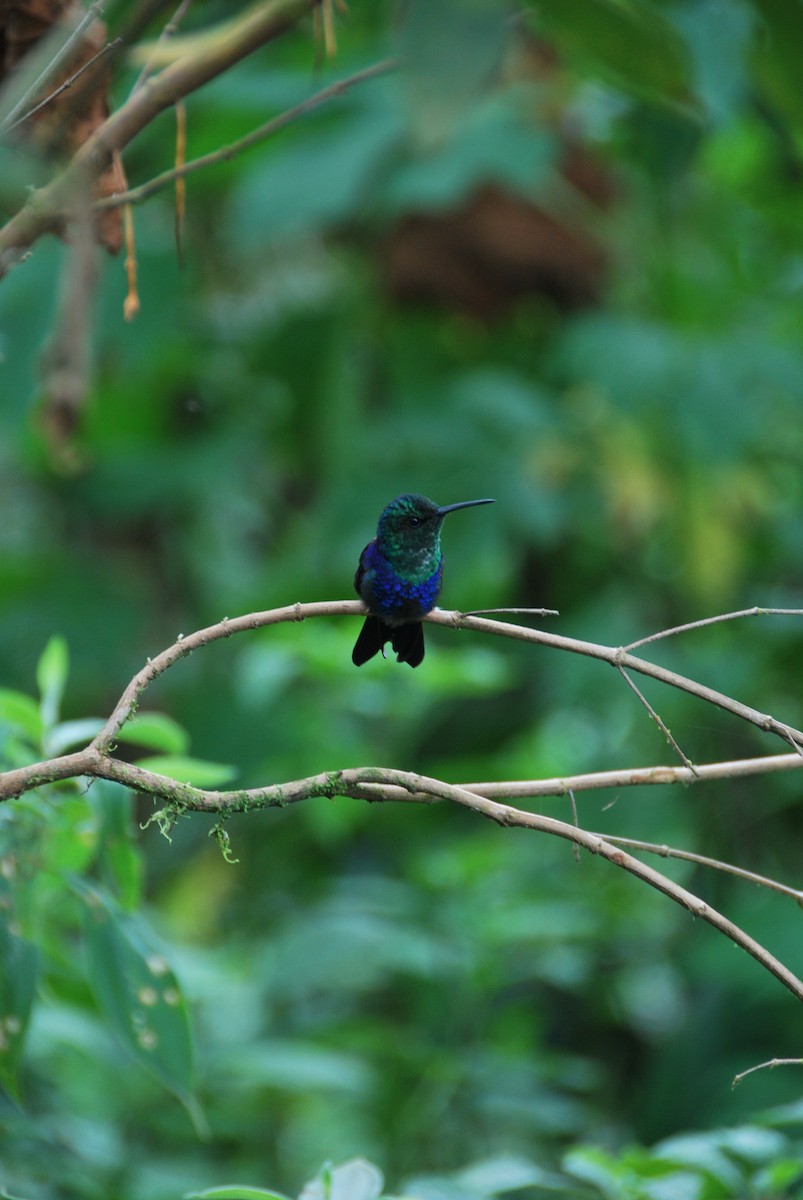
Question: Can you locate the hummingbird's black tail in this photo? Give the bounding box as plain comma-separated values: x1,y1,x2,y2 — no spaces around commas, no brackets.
352,617,425,668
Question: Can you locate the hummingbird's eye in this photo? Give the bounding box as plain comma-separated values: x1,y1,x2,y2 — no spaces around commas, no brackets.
407,516,422,527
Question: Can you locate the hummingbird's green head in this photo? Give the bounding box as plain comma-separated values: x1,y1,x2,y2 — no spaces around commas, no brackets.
376,493,494,577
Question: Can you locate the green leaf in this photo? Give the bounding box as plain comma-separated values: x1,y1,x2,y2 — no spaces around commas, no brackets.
117,712,191,755
134,755,237,788
185,1189,291,1200
0,892,38,1100
35,636,69,732
562,1147,634,1199
300,1159,384,1200
44,717,104,756
0,689,43,747
77,881,194,1102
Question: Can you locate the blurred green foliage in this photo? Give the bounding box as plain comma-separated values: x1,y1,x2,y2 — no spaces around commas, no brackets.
2,0,803,1196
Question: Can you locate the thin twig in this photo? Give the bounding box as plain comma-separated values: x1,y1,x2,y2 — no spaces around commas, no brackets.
733,1058,803,1088
131,0,195,94
463,608,559,617
434,609,803,750
568,788,581,863
1,2,107,131
618,664,699,774
93,57,398,212
5,39,122,134
594,834,803,905
625,607,803,652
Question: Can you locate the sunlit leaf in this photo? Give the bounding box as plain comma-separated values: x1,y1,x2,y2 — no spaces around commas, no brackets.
300,1158,384,1200
44,717,104,756
455,1156,554,1193
0,689,43,747
35,637,69,732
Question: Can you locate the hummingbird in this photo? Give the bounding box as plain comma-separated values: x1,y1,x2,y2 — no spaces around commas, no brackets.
352,493,495,668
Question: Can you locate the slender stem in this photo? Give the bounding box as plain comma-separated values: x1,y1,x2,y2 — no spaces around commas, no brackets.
131,0,195,94
5,39,122,133
625,606,803,652
93,58,398,212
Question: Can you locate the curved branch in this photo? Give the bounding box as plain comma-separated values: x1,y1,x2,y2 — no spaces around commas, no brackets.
87,601,803,756
5,752,801,1002
2,602,803,1003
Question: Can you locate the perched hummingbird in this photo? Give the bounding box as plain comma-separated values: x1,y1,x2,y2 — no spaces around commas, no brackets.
352,493,495,668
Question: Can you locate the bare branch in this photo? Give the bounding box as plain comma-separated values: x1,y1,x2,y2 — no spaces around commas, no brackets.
4,751,803,1003
435,609,803,750
463,607,559,617
458,751,803,798
733,1058,803,1088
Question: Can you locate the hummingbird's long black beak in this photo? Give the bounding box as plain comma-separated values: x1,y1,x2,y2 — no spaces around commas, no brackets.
438,498,495,516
